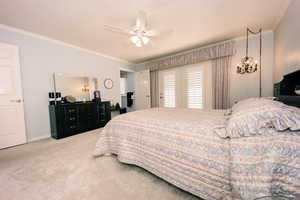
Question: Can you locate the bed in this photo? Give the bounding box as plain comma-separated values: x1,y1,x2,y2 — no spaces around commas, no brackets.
94,108,231,200
94,100,300,200
230,131,300,199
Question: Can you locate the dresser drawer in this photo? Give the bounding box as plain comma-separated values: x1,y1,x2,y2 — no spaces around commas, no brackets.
67,108,76,113
65,124,78,132
64,123,79,132
67,116,77,122
49,102,111,139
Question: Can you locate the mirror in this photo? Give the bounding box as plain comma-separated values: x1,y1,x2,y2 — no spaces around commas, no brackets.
54,73,97,102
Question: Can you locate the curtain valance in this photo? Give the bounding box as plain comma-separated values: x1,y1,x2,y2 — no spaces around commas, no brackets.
145,41,235,71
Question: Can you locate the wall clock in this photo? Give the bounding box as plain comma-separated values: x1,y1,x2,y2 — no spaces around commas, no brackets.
104,78,113,89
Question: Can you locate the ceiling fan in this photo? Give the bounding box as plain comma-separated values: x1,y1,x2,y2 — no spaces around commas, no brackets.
104,11,174,47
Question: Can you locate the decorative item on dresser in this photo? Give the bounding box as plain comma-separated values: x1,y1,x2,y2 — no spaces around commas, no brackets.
274,69,300,108
49,101,111,139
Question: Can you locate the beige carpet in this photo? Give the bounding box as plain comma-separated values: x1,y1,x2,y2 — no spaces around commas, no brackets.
0,129,201,200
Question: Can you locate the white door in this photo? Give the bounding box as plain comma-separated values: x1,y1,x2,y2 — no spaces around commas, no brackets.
135,70,151,110
0,43,26,149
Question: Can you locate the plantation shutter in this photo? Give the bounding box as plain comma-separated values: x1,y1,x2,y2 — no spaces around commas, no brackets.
185,68,203,109
163,72,176,108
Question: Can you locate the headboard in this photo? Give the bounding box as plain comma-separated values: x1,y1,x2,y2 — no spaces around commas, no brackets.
274,69,300,107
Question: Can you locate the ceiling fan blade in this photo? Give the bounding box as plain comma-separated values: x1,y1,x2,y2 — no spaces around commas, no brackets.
135,10,147,31
144,28,174,37
103,25,133,35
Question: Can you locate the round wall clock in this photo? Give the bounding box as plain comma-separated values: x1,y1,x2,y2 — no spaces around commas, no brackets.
104,78,113,89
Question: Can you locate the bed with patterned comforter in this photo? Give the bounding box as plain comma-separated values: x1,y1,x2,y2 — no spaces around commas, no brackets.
230,131,300,199
94,107,300,200
94,108,231,200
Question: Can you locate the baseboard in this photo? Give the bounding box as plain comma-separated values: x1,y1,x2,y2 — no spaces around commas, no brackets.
27,135,51,143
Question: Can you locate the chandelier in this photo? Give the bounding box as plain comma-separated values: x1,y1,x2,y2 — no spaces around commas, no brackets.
237,27,263,97
237,28,262,74
237,56,258,74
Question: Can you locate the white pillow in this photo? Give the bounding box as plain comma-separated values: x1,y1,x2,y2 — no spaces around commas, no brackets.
216,98,300,138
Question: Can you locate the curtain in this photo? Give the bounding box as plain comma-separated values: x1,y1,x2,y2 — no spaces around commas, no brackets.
145,41,235,71
212,56,231,109
145,41,235,109
150,70,159,107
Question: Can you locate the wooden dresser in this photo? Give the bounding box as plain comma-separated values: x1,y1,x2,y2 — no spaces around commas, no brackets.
49,101,111,139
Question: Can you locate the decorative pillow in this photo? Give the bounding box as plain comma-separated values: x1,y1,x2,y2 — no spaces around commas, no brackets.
217,98,300,138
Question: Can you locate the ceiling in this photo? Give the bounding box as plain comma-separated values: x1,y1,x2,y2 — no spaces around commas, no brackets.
0,0,290,63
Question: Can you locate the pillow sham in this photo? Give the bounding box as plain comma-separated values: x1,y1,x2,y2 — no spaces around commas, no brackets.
216,98,300,138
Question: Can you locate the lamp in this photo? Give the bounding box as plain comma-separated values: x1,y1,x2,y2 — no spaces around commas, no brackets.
82,85,89,92
237,28,262,97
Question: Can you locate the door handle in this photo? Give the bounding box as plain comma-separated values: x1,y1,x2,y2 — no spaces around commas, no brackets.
10,99,22,103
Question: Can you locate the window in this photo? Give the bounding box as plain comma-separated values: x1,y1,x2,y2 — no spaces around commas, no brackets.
159,61,211,109
185,69,203,109
163,72,176,108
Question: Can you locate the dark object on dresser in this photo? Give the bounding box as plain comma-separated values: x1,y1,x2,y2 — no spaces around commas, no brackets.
274,69,300,108
119,107,127,114
93,90,101,102
127,92,134,107
49,101,111,139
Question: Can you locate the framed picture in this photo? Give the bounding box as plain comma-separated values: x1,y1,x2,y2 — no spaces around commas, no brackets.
104,78,113,89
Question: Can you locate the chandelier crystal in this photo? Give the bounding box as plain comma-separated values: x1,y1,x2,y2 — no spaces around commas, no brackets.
237,56,258,74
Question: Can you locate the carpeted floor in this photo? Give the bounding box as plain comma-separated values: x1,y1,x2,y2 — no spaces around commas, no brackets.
0,129,201,200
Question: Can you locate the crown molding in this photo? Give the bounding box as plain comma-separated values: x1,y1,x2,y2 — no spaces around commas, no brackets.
0,24,133,65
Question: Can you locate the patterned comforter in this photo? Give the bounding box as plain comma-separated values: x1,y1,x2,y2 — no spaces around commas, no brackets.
230,132,300,199
94,108,231,200
94,108,300,200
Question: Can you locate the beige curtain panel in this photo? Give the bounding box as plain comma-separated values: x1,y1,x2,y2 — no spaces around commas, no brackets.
150,70,160,108
212,56,232,109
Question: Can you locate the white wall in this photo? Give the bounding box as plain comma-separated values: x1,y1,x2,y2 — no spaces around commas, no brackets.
0,27,133,141
274,0,300,83
230,31,274,105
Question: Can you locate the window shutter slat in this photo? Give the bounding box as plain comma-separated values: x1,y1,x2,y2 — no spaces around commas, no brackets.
163,73,176,108
185,70,203,109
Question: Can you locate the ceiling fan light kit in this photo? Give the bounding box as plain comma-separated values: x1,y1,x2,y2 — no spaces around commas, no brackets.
104,10,173,47
130,35,150,47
